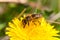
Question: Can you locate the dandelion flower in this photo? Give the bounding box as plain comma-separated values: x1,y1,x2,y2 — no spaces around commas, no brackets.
6,14,60,40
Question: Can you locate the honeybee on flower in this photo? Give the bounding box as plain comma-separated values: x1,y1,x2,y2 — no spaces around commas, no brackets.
6,9,60,40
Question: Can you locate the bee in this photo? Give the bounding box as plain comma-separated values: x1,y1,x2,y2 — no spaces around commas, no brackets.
22,14,42,28
17,8,42,28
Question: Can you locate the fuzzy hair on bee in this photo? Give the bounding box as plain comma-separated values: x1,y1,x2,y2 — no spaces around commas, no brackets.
22,14,42,28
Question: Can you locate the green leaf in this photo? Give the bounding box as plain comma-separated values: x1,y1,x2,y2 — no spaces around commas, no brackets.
8,3,17,8
52,23,60,31
41,0,49,6
41,10,53,19
50,0,59,13
29,0,37,2
25,7,32,13
0,28,5,37
0,23,6,30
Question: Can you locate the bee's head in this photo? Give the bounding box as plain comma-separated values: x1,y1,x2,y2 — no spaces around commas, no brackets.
25,16,31,20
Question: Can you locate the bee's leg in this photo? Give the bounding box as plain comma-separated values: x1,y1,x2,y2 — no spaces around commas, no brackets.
23,24,25,28
32,21,36,25
38,21,41,24
34,22,36,25
22,20,27,28
22,22,26,28
33,20,41,25
28,22,29,26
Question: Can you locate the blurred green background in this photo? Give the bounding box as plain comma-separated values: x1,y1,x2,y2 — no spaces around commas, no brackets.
0,0,60,39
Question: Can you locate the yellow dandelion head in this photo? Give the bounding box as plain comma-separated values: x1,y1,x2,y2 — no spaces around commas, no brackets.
6,14,60,40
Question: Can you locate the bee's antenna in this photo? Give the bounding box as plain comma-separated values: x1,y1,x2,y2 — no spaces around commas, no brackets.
17,8,26,18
